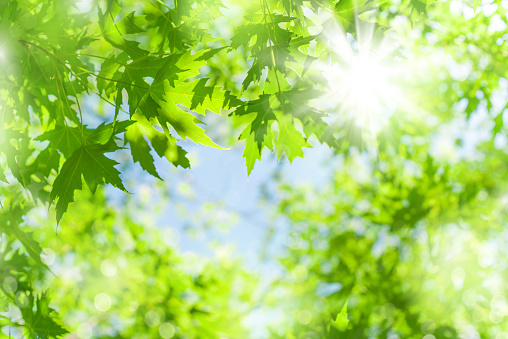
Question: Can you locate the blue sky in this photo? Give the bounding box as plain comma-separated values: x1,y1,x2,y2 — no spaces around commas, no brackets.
103,116,338,272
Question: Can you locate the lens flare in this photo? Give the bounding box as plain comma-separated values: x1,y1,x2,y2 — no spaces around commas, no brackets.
318,18,410,149
325,53,397,128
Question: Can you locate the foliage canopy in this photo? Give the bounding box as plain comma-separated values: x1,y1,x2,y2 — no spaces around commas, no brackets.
2,0,508,337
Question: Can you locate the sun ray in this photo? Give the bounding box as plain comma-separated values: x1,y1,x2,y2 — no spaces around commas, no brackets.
317,16,421,154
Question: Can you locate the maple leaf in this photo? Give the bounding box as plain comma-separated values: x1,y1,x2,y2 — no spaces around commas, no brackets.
98,1,148,58
156,79,227,149
130,50,211,121
115,11,146,35
334,0,355,28
125,122,161,179
97,52,129,97
230,15,293,53
11,225,46,268
126,113,191,176
233,95,278,174
274,111,309,161
242,133,262,176
50,144,127,223
36,126,81,158
34,149,60,178
149,129,191,169
118,56,166,117
23,293,68,338
232,16,295,91
36,121,133,158
0,204,47,267
84,120,134,145
230,23,264,50
152,51,204,91
331,299,350,331
279,89,338,148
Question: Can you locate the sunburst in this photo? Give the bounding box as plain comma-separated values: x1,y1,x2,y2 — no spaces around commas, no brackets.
318,16,412,150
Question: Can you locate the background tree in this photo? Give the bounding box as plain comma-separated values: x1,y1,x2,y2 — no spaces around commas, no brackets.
2,0,508,337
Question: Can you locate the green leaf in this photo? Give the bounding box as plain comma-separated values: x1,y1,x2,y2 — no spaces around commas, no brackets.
30,148,61,178
494,112,503,134
275,111,309,161
0,128,25,185
125,123,161,179
163,135,191,169
410,0,427,15
119,56,164,116
334,0,355,27
31,316,68,339
130,113,191,169
84,120,134,145
242,46,294,91
195,46,229,61
11,225,46,267
36,121,133,158
157,80,227,149
332,0,380,28
97,52,129,97
27,294,68,338
233,95,279,173
472,0,481,12
234,95,277,150
98,1,148,58
230,23,264,50
242,133,262,176
50,144,127,223
116,11,146,34
331,299,350,332
36,126,82,158
279,89,338,148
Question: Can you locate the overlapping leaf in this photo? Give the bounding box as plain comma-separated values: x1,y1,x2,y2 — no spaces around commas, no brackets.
50,144,127,222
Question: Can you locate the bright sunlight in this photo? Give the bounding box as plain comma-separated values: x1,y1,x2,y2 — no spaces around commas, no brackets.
320,19,405,145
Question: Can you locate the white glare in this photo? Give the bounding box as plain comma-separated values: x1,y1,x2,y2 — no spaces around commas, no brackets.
327,54,395,127
319,19,406,147
75,0,93,13
0,47,6,63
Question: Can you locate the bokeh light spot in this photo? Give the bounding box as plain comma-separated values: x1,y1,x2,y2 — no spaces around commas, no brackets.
94,293,111,312
159,322,176,339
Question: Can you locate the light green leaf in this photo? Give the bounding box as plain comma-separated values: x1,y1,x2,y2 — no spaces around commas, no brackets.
472,0,481,11
331,299,350,332
125,123,161,179
130,113,191,169
243,132,262,176
157,80,227,149
275,112,309,161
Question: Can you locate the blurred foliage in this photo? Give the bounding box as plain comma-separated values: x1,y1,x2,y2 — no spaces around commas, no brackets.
267,141,508,338
2,0,508,337
1,186,257,338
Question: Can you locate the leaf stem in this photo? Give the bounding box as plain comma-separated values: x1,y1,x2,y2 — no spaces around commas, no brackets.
79,53,127,66
260,0,282,96
19,39,85,132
